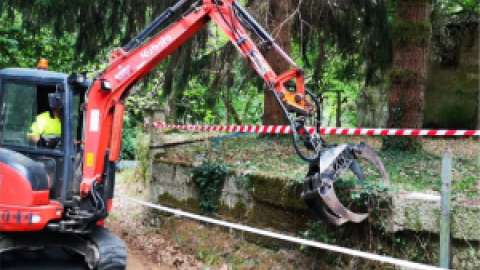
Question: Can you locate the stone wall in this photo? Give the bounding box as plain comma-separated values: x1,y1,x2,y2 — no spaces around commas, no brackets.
424,23,479,129
149,161,480,269
356,86,390,128
357,23,479,129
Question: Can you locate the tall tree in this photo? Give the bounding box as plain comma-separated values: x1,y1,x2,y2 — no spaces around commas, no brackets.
262,0,293,125
383,0,432,151
0,9,75,70
4,0,396,126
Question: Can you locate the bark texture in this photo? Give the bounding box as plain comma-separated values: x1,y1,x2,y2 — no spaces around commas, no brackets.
384,0,431,150
262,0,292,125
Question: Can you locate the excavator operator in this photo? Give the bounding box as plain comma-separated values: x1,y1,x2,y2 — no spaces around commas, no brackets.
26,58,63,148
27,108,62,148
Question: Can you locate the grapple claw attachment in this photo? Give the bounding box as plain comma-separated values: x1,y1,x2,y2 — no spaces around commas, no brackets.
349,160,365,182
317,178,369,223
353,142,390,185
301,142,389,226
303,199,348,226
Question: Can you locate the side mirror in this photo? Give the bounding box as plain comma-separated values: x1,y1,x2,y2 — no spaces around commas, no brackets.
68,72,86,86
48,92,64,109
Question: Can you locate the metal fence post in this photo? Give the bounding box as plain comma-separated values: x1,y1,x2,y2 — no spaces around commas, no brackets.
439,150,452,269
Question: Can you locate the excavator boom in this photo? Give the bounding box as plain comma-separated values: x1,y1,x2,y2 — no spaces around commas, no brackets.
81,0,312,196
78,0,388,231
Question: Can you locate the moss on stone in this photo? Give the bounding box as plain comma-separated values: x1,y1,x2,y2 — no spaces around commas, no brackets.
157,192,201,214
153,151,166,159
393,19,432,48
250,174,305,210
153,159,193,167
452,205,480,240
218,201,248,221
247,202,312,234
243,231,297,250
390,69,426,85
231,201,248,219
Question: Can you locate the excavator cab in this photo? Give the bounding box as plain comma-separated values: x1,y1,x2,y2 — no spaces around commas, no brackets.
0,67,127,270
0,67,85,202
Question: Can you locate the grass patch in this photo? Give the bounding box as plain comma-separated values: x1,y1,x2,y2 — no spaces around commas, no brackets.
115,168,136,184
158,134,479,198
107,213,118,222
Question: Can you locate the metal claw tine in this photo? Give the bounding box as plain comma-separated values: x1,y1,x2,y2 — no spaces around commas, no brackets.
318,179,369,223
355,143,390,185
349,160,365,182
303,198,348,226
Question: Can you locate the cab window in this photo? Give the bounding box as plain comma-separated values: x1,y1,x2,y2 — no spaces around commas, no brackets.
1,82,61,150
1,82,37,147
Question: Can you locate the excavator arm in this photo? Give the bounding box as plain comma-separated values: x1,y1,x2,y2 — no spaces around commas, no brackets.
77,0,389,228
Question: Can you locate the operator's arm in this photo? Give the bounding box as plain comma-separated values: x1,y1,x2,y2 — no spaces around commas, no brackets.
27,118,42,143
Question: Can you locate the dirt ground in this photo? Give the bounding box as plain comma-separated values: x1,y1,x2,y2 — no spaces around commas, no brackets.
105,173,321,270
105,179,208,270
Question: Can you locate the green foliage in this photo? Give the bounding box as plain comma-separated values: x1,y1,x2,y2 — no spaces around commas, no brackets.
192,160,229,215
2,0,191,64
134,127,150,184
299,221,336,246
442,104,472,129
178,78,223,124
382,137,421,152
433,0,479,18
392,19,432,48
120,112,138,160
2,0,397,128
305,52,363,127
4,0,474,132
0,9,75,70
454,176,479,198
351,181,391,209
235,173,254,193
125,75,165,116
401,0,433,4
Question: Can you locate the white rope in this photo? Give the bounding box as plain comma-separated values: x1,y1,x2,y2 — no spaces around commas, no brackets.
117,194,448,270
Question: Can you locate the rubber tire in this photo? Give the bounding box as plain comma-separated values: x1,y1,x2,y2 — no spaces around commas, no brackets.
88,226,127,270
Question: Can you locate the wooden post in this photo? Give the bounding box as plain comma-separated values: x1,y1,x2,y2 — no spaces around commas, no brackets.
439,150,452,269
318,90,344,127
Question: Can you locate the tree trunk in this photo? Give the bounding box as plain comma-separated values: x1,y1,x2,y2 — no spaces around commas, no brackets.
164,50,182,123
262,0,292,125
383,0,431,151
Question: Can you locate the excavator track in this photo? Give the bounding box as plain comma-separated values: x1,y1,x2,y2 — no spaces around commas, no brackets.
0,226,126,270
87,226,127,270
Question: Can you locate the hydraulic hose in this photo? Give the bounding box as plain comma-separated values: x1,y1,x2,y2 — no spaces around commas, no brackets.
270,87,320,162
305,88,322,131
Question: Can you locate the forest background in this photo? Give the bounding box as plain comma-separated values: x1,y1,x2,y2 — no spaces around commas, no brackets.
0,0,478,158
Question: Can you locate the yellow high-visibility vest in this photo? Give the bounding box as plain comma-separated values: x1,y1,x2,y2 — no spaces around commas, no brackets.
28,111,61,136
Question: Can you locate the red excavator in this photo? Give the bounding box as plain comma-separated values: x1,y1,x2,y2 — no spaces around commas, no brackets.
0,0,389,269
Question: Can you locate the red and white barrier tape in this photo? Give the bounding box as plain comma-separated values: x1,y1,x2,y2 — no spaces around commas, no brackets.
148,121,480,136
